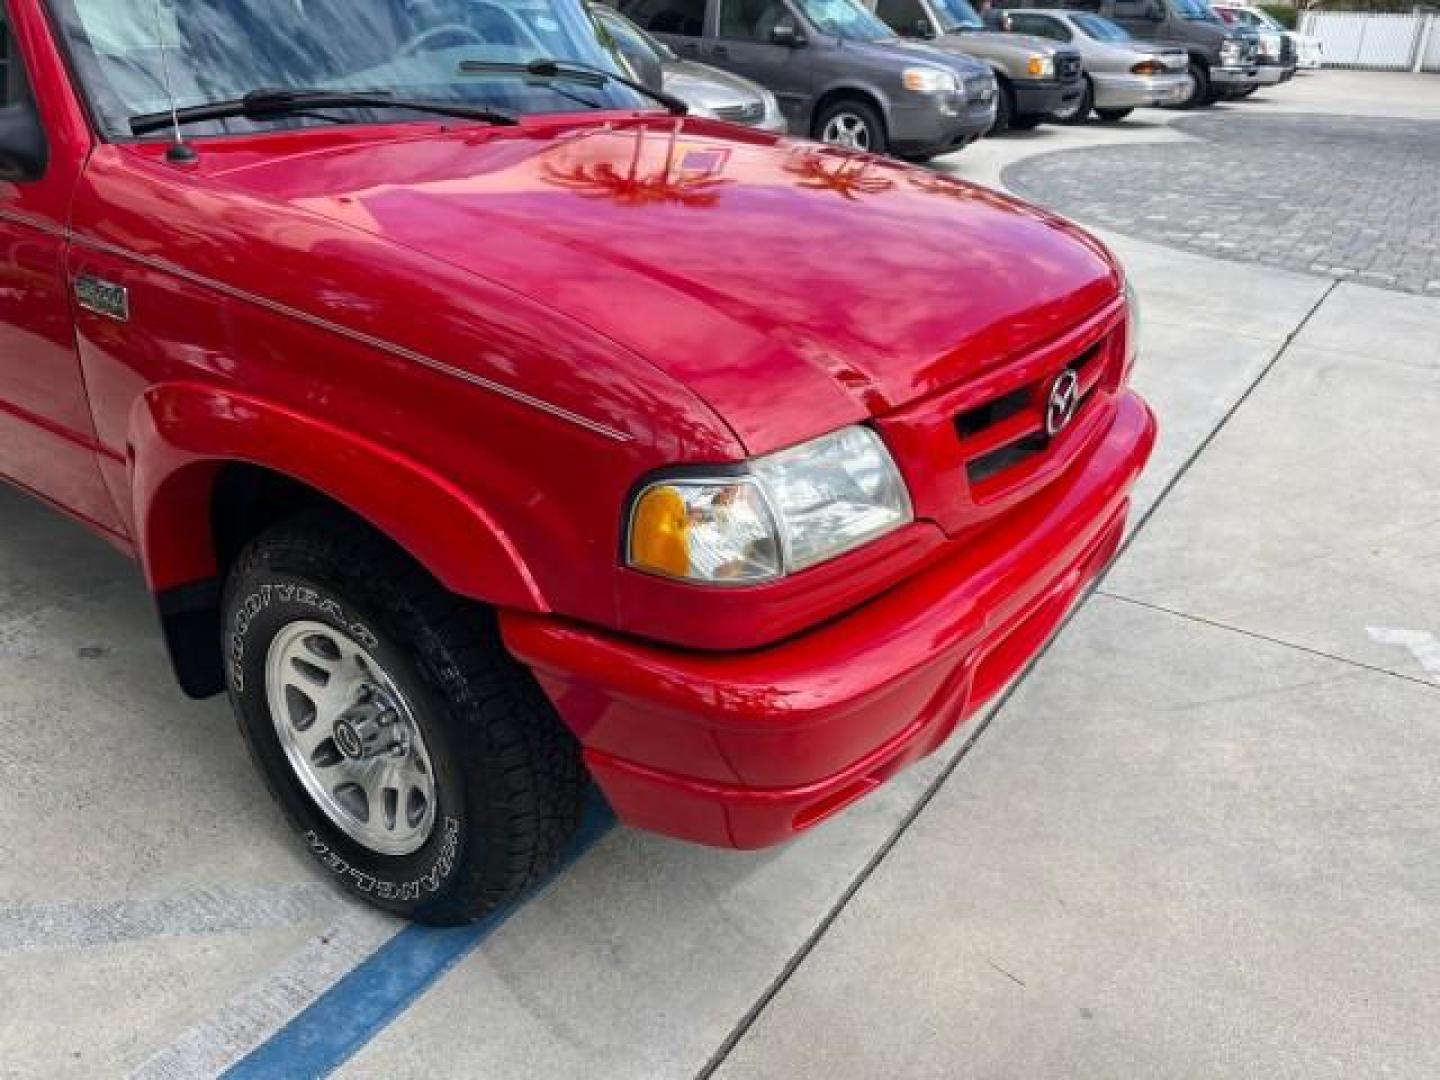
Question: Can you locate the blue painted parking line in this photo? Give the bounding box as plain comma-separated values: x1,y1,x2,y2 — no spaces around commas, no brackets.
224,791,616,1080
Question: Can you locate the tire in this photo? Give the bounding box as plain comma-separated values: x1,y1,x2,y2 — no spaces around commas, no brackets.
222,510,584,925
991,78,1014,133
1094,106,1134,122
1009,114,1045,131
1237,85,1258,97
1174,62,1210,109
1052,76,1093,125
814,99,887,155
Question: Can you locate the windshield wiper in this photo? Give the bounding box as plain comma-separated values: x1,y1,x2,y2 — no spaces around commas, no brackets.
456,58,688,116
129,87,518,136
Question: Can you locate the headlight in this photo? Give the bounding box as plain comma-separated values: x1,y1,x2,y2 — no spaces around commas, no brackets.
903,66,959,95
1124,278,1141,369
1220,39,1245,63
1026,55,1054,78
627,426,912,584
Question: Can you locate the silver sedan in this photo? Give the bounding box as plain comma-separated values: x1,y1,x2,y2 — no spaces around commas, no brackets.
999,9,1192,123
590,4,787,132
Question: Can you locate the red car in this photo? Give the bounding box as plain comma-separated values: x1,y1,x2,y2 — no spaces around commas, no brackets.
0,0,1154,922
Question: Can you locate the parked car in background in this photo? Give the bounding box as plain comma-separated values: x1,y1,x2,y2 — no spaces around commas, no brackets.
591,3,788,128
1004,0,1260,108
871,0,1085,132
1211,3,1305,85
617,0,997,158
997,9,1189,122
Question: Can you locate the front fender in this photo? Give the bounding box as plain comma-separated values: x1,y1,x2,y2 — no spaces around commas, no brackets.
812,79,897,128
132,382,546,611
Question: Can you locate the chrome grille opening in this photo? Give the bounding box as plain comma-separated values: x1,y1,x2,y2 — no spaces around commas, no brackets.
954,339,1111,493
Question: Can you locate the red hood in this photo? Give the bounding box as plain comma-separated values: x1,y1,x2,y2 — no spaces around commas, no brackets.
206,119,1119,453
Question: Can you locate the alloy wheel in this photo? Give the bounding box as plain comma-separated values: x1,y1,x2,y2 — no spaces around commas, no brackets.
821,112,872,151
265,620,437,856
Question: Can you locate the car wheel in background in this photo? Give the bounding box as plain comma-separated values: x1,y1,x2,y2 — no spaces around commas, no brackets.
991,78,1015,133
1094,106,1134,122
1052,76,1093,125
1174,62,1210,109
223,510,585,925
815,99,887,155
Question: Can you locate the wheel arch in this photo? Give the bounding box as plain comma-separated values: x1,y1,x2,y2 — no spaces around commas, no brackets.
132,383,546,699
809,84,890,139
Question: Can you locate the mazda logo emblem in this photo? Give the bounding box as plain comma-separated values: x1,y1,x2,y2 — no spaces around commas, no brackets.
333,720,364,760
1045,369,1081,437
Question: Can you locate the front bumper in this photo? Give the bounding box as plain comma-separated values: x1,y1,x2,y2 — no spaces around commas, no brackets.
889,95,996,156
1012,77,1083,119
1254,62,1297,86
1210,64,1262,89
503,392,1157,849
1091,71,1192,109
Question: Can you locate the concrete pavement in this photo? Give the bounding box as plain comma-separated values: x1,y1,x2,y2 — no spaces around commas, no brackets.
2,71,1437,1079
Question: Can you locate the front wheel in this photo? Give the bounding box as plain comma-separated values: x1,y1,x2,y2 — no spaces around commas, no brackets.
814,100,887,155
1174,62,1210,109
1094,106,1134,122
222,511,584,925
1052,77,1093,125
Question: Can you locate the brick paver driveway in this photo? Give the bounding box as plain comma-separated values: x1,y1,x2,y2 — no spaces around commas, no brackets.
1005,113,1440,296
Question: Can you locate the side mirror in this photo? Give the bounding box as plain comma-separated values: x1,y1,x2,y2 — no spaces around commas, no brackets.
771,23,807,47
0,103,47,183
912,16,937,37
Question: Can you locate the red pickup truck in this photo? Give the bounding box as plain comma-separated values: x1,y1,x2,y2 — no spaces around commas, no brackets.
0,0,1153,923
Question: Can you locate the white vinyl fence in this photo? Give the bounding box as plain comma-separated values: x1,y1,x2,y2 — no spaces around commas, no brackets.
1300,11,1440,72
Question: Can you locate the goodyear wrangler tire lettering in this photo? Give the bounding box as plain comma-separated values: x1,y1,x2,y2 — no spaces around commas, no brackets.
222,509,583,925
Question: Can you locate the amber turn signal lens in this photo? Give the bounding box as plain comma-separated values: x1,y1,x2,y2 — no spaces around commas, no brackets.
1131,60,1165,75
629,484,690,578
1027,56,1045,76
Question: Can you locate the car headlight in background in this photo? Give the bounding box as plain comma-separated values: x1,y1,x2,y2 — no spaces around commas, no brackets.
627,426,913,584
1220,39,1245,64
903,66,960,95
1026,55,1055,78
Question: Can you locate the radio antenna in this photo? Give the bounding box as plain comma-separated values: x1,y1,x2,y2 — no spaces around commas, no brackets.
150,0,197,163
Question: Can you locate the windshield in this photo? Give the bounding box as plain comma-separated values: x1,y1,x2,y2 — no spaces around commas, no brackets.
795,0,896,41
593,7,672,62
931,0,983,31
1172,0,1218,20
47,0,647,140
1071,13,1130,40
1245,7,1282,30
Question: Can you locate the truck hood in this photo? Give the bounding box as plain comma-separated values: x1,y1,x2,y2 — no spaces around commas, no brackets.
208,120,1118,453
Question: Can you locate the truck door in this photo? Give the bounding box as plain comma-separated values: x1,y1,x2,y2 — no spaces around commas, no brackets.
0,6,123,534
